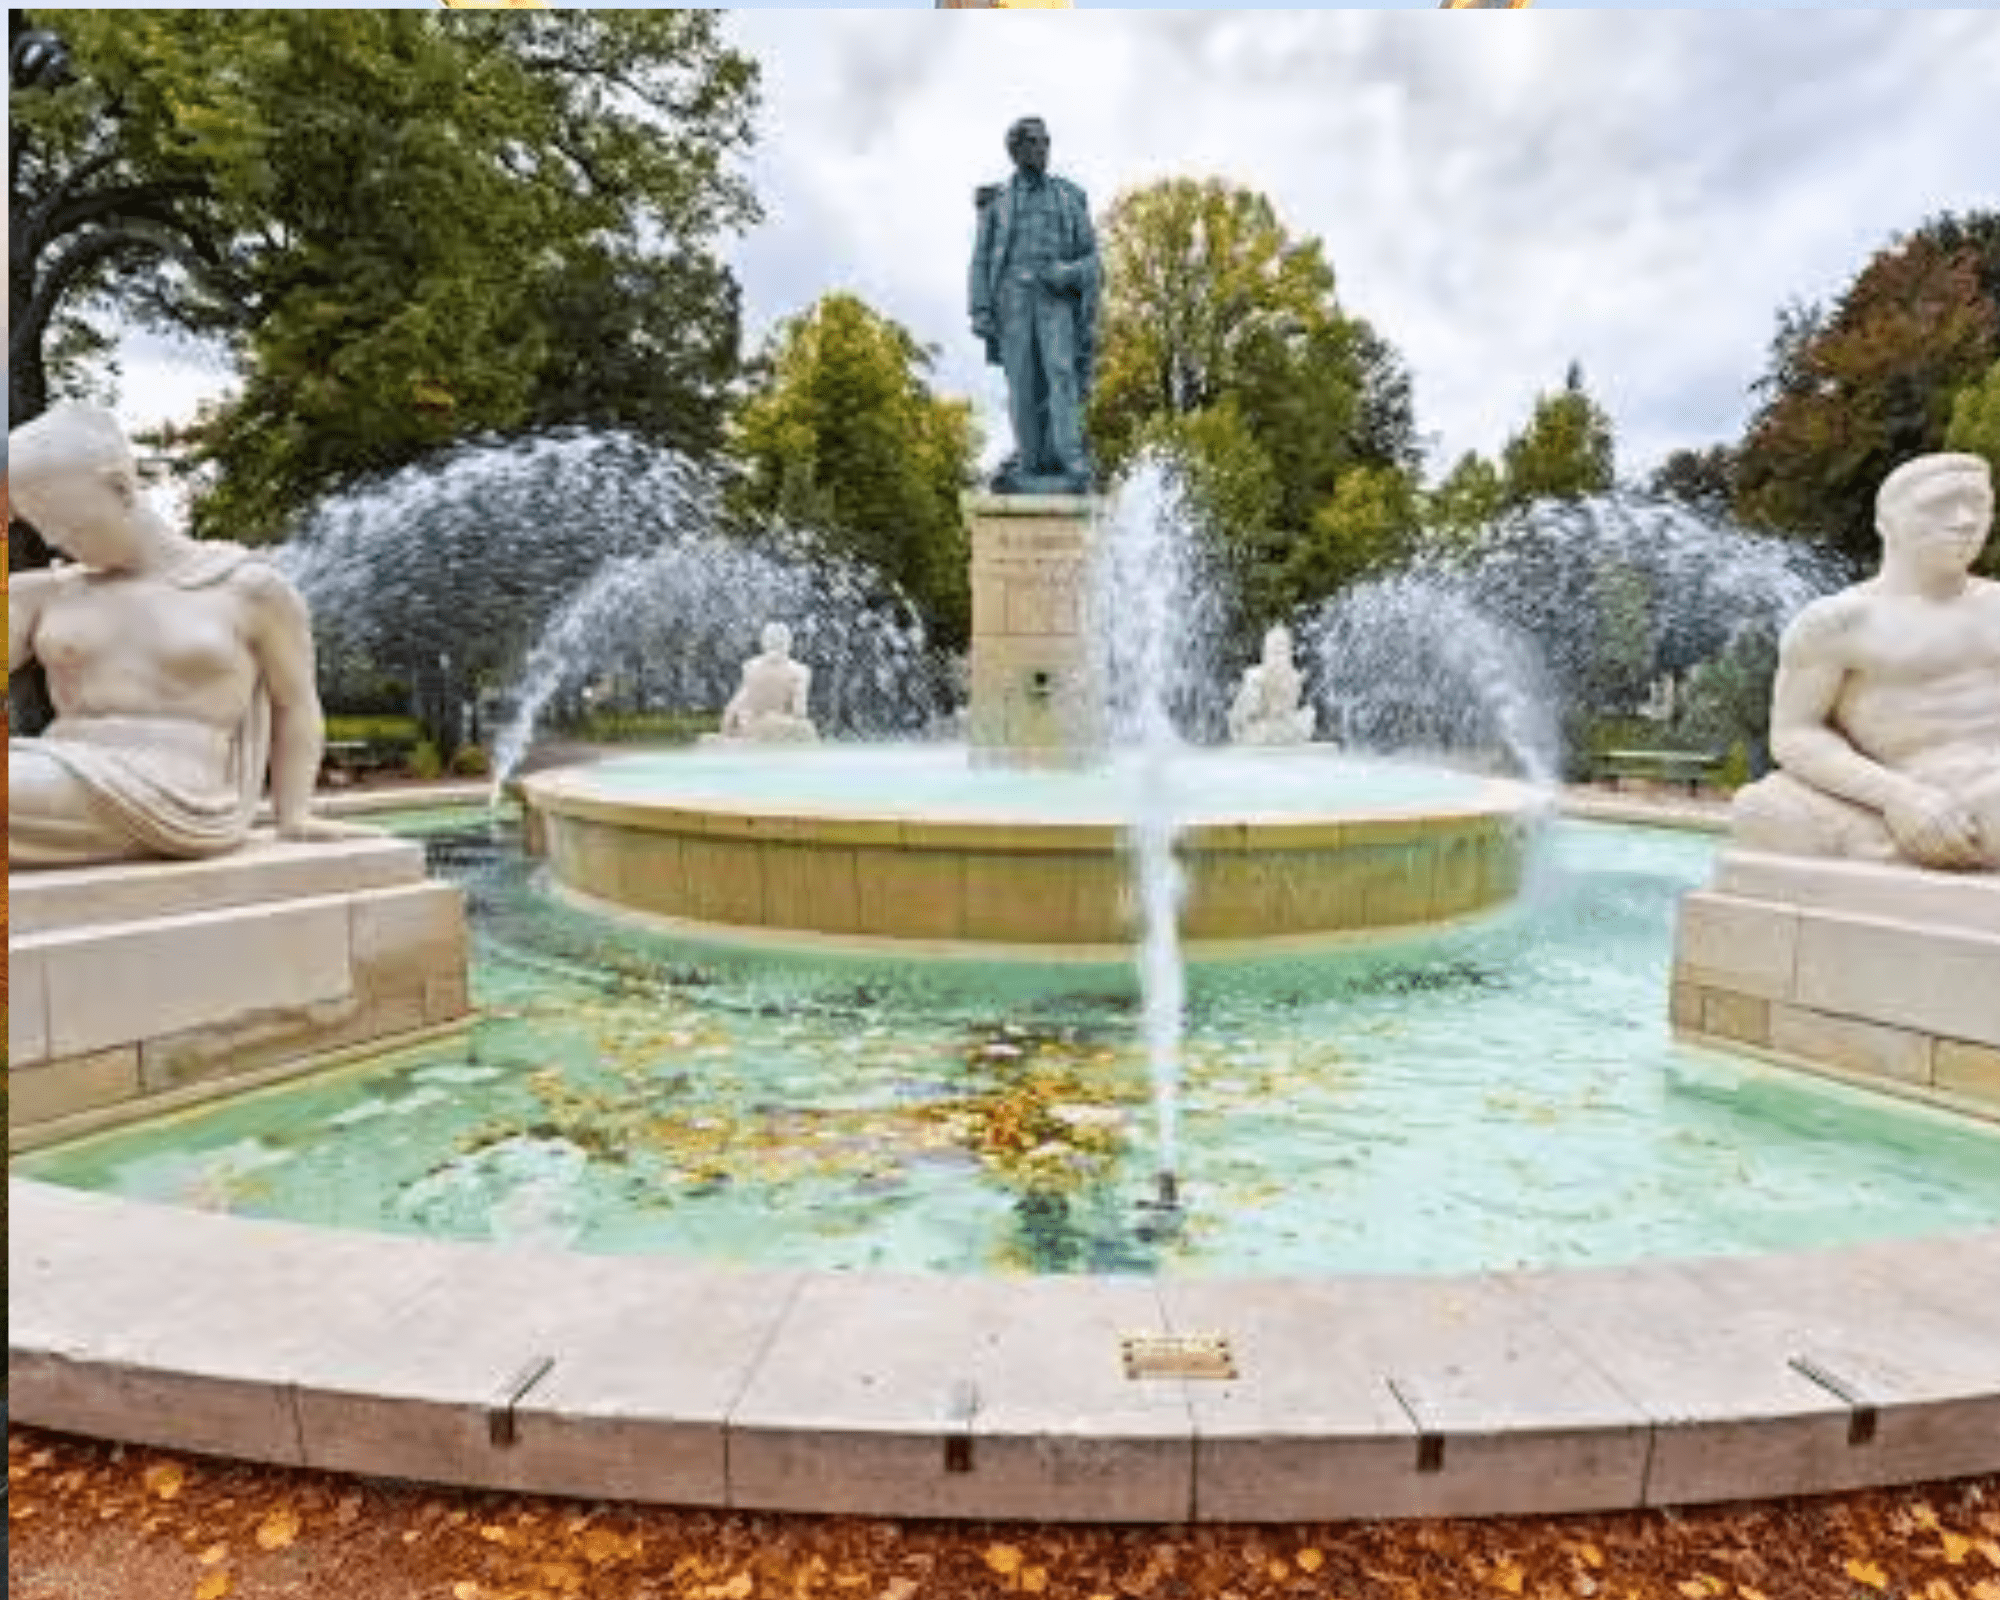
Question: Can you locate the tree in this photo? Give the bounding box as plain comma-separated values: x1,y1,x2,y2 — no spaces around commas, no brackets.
1499,362,1616,507
730,292,979,650
1648,444,1737,520
1423,448,1506,550
1734,212,2000,573
9,10,761,541
1088,175,1421,619
1944,357,2000,578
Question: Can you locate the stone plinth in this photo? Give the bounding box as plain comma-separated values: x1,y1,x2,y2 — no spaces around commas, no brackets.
965,492,1101,768
8,831,470,1145
1671,850,2000,1112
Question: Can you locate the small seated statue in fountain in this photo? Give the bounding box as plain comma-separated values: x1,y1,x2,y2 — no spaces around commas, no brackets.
716,621,819,744
1732,452,1999,872
8,403,342,866
1227,624,1317,746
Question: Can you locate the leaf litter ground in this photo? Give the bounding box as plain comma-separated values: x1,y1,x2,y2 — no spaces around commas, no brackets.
9,1428,1999,1600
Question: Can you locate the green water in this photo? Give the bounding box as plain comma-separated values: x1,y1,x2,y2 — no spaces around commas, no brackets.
19,812,2000,1276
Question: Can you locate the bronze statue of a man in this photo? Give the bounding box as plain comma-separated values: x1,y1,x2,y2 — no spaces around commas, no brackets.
968,116,1099,494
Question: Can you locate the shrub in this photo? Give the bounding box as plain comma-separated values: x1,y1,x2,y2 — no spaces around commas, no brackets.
409,739,445,781
449,744,491,778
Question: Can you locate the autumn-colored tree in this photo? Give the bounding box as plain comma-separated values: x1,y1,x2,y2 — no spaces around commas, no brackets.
1089,176,1419,618
731,292,979,650
1499,362,1617,507
1734,212,2000,574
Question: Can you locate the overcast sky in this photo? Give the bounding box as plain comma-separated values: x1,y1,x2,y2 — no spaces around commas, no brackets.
103,9,2000,482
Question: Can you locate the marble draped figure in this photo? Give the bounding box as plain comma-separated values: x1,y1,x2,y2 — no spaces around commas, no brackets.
8,404,338,866
1229,625,1317,746
717,622,818,743
968,115,1099,495
1732,452,2000,872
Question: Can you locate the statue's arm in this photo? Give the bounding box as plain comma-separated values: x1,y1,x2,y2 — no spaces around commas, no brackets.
1767,600,1916,814
969,201,997,330
240,565,329,837
8,569,58,674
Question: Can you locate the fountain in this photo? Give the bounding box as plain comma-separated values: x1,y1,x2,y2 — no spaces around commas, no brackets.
12,122,2000,1532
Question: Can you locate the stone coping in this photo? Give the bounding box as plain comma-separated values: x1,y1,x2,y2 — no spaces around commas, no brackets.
10,1176,1999,1521
520,767,1542,852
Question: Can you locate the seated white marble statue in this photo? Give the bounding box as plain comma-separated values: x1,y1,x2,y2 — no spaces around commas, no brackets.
1732,452,1999,872
715,621,818,743
8,404,341,867
1227,624,1317,746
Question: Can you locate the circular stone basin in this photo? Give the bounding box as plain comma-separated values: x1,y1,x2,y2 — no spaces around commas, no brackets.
520,745,1540,953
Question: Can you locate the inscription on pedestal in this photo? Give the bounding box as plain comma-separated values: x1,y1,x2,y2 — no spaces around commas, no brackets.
964,493,1102,766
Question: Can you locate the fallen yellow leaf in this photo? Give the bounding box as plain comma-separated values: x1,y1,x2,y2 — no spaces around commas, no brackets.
1972,1583,2000,1600
581,1524,639,1565
195,1574,233,1600
1297,1548,1325,1573
1268,1558,1291,1581
1491,1562,1525,1595
716,1576,753,1600
1946,1535,1976,1566
1737,1587,1771,1600
1021,1567,1049,1595
198,1543,229,1567
985,1545,1024,1577
1846,1559,1890,1591
255,1506,300,1551
1576,1543,1605,1570
480,1523,511,1544
145,1462,186,1501
1979,1542,2000,1570
453,1584,482,1600
1926,1579,1963,1600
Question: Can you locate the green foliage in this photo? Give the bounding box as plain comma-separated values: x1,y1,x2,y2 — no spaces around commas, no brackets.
1500,363,1616,508
1945,357,2000,577
1089,176,1420,617
730,292,978,650
1283,464,1422,604
1675,621,1781,777
1647,444,1737,519
1735,211,2000,573
447,744,491,778
324,714,421,743
1422,449,1506,551
408,739,445,781
13,11,761,539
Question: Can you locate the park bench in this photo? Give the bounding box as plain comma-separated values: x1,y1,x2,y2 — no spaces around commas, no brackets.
1593,747,1725,796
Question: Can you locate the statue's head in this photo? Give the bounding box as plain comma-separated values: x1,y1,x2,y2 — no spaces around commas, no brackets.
1005,116,1051,176
1877,453,1993,578
760,621,794,658
1262,624,1295,667
8,403,143,568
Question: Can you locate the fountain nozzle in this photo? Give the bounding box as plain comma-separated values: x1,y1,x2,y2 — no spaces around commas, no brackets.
1153,1170,1180,1210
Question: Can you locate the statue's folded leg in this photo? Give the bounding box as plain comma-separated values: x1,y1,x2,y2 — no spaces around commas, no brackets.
1730,771,1897,863
8,741,149,867
1968,769,2000,869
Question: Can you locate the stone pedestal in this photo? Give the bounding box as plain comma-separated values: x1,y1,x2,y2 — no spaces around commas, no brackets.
1671,850,2000,1112
965,491,1102,768
8,831,470,1144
